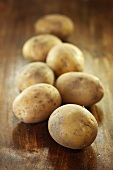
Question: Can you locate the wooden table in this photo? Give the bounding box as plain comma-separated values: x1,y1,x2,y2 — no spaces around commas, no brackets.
0,0,113,169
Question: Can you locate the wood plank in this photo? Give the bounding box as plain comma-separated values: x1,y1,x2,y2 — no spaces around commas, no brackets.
0,0,113,169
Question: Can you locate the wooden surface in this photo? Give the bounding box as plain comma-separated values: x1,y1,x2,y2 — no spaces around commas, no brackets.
0,0,113,169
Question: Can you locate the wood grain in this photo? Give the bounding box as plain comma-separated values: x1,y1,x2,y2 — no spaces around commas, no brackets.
0,0,113,169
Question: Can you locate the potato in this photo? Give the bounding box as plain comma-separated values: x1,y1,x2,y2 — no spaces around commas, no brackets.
22,34,62,62
34,14,74,40
46,43,84,77
12,83,62,123
55,72,104,107
16,62,55,92
48,104,98,149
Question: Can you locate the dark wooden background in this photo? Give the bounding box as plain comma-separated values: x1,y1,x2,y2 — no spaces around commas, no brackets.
0,0,113,169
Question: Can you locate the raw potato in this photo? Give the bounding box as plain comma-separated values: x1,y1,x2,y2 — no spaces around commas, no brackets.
46,43,84,77
13,83,62,123
22,34,62,62
34,14,74,40
48,104,98,149
16,62,55,92
55,72,104,107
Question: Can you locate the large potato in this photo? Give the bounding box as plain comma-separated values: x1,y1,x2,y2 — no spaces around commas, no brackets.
48,104,98,149
16,62,55,92
34,14,74,40
55,72,104,106
13,84,62,123
46,43,84,77
22,34,62,62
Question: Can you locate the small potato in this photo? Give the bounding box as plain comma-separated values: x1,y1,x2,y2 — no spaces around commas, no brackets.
13,83,62,123
46,43,84,77
34,14,74,40
22,34,62,62
48,104,98,149
55,72,104,107
16,62,55,92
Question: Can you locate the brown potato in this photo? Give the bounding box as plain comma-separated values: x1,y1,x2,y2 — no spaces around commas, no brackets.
46,43,84,77
22,34,62,62
48,104,98,149
16,62,55,92
34,14,74,40
55,72,104,107
13,83,62,123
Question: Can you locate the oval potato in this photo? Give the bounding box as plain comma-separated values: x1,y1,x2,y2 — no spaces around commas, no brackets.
48,104,98,149
22,34,62,62
34,14,74,40
55,72,104,106
16,62,55,92
46,43,84,77
13,83,62,123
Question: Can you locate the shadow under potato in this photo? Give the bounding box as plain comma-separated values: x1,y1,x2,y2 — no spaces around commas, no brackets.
12,118,98,170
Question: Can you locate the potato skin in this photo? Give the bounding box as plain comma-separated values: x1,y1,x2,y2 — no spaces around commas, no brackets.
34,14,74,40
22,34,62,62
48,104,98,149
13,84,62,123
16,62,55,92
46,43,84,77
55,72,104,107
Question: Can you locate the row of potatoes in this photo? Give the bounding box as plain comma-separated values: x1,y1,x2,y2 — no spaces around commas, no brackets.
12,14,104,149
